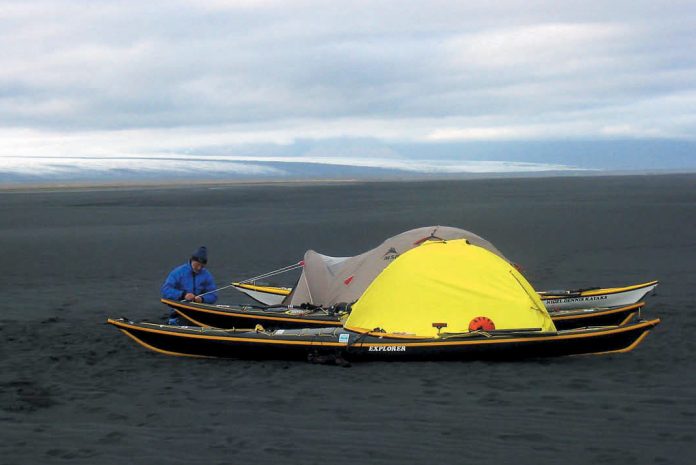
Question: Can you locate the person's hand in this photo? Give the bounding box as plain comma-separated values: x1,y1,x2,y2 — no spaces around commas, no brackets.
184,293,195,301
194,296,203,303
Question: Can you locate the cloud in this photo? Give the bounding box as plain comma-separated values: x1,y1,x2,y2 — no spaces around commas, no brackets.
1,0,695,175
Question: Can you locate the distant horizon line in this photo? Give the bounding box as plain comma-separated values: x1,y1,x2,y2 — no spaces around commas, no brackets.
2,169,695,194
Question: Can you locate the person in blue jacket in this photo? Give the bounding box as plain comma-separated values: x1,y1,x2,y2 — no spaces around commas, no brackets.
161,246,218,325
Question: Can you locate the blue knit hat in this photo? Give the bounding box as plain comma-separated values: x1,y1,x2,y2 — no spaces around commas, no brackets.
191,246,208,264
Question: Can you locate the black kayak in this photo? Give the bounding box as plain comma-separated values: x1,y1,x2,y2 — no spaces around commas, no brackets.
107,317,660,362
161,298,647,331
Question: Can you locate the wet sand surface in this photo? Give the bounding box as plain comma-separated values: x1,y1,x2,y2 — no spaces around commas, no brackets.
1,174,695,464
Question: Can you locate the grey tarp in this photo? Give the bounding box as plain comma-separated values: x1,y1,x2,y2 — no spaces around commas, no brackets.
283,226,507,307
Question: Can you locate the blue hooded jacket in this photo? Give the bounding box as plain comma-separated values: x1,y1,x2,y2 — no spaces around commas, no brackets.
161,261,218,304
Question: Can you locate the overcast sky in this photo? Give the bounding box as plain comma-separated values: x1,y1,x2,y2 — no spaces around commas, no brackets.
1,0,695,178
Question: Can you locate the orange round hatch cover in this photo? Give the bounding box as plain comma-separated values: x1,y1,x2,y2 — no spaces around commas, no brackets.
469,316,496,331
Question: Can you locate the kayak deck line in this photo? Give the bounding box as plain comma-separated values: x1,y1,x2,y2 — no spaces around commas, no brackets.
108,317,661,348
117,328,209,358
234,280,659,301
231,282,292,296
538,280,659,299
162,298,341,326
163,298,649,331
550,302,644,320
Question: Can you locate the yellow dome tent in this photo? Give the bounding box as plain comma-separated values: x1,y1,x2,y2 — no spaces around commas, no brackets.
344,239,556,337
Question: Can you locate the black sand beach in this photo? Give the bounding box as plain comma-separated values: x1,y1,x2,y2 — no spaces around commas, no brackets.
1,174,695,464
